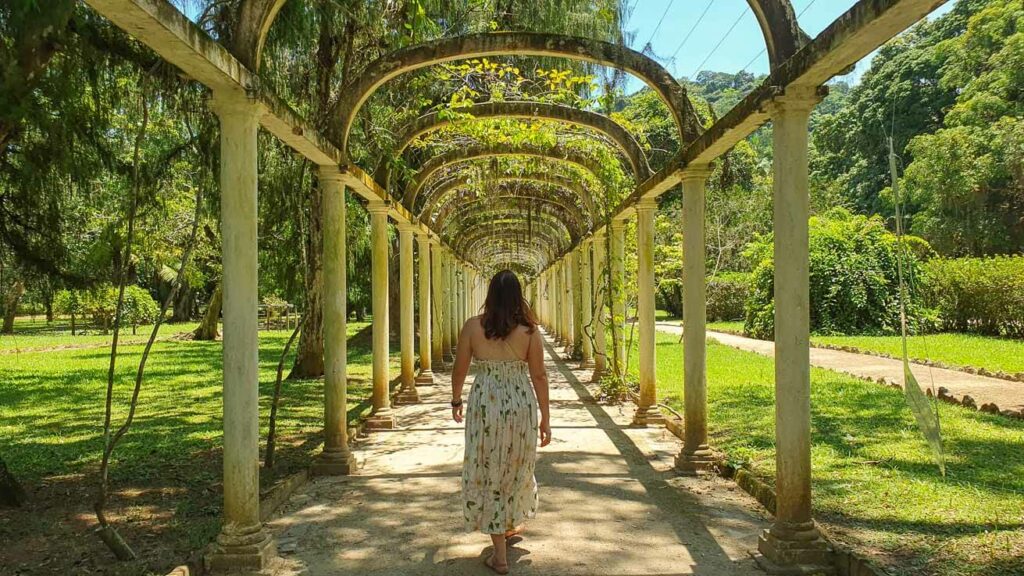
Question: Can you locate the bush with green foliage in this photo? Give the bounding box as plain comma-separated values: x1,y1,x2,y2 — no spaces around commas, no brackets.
921,256,1024,337
122,285,160,334
744,209,929,338
707,272,749,321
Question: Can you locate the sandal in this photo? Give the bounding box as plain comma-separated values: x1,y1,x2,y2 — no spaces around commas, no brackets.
485,555,510,575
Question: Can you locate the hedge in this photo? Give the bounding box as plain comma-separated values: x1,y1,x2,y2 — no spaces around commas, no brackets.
707,272,749,321
744,208,929,339
921,256,1024,337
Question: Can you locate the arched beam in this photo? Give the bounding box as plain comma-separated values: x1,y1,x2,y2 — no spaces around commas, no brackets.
387,102,651,185
330,32,703,160
452,220,571,257
438,202,588,242
470,244,547,272
231,0,287,71
405,142,610,212
746,0,809,68
433,192,590,238
416,166,598,218
426,179,592,227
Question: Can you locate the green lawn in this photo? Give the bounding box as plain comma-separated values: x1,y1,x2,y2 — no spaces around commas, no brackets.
625,331,1024,576
0,321,394,574
811,333,1024,375
0,316,201,351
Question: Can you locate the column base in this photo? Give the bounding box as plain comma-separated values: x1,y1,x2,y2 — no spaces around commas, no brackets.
674,446,717,475
395,384,421,405
415,369,435,385
590,365,606,383
443,351,455,365
205,522,275,572
631,405,667,426
312,446,357,476
364,406,398,430
578,357,596,369
754,521,834,574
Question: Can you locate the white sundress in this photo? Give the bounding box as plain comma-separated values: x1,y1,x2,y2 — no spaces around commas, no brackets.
461,344,540,534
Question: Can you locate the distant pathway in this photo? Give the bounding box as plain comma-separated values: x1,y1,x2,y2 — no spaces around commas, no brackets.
266,332,770,575
656,323,1023,414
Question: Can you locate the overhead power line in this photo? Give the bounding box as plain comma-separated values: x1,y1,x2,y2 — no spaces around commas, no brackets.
642,0,676,52
689,5,750,79
670,0,713,62
741,0,819,72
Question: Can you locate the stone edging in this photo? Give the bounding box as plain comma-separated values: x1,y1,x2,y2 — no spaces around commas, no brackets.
701,328,1024,420
660,412,887,576
810,341,1024,384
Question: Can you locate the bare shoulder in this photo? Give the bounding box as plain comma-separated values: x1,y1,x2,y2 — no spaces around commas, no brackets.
462,315,483,334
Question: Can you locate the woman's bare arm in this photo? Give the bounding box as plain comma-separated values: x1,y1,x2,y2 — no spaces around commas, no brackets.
450,319,474,422
527,329,551,446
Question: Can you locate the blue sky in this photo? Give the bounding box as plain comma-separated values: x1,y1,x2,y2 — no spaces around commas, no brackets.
624,0,956,88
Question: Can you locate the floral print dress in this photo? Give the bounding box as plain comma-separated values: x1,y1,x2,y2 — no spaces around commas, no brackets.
462,353,539,534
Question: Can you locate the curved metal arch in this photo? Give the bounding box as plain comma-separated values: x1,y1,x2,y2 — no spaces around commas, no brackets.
416,160,602,217
433,194,590,240
419,172,593,221
451,220,571,257
469,244,547,271
388,102,651,184
406,142,611,212
329,32,704,160
438,202,588,242
427,180,592,229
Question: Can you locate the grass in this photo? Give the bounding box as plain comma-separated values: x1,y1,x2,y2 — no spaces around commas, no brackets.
0,321,395,575
654,310,1024,376
810,333,1024,375
624,331,1024,576
0,316,201,351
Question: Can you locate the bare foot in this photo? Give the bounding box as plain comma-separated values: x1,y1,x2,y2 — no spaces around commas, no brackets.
485,554,509,574
504,525,525,538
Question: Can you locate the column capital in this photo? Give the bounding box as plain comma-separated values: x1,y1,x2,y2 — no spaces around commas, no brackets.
397,221,418,233
635,197,657,213
594,227,608,239
367,200,390,215
582,236,593,249
208,91,264,121
610,217,628,231
766,85,826,115
679,164,713,181
318,165,346,184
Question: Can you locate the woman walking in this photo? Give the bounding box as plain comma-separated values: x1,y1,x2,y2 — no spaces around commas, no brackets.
450,269,552,574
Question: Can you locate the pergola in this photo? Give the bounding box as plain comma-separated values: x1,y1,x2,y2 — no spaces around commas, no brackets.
83,0,950,573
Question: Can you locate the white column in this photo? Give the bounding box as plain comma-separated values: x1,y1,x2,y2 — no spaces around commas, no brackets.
313,167,355,475
441,251,454,363
396,223,419,404
561,257,573,354
416,232,434,384
571,249,583,356
579,239,595,368
206,95,274,570
366,201,396,430
757,87,830,570
610,219,627,379
592,230,608,380
448,256,458,354
430,242,446,367
634,198,663,426
676,170,715,474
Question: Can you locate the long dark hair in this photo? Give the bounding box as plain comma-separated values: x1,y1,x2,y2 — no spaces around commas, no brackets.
481,269,537,340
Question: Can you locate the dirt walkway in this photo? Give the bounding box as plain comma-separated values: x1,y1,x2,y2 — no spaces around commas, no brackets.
265,334,770,575
656,323,1023,414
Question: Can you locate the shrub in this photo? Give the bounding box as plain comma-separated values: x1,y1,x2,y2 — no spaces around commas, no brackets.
744,208,930,339
707,272,749,321
921,256,1024,337
123,285,160,334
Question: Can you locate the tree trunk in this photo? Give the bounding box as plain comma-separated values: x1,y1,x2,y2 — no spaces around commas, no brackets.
2,281,25,334
193,283,222,340
171,284,193,322
0,457,28,507
289,183,325,379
